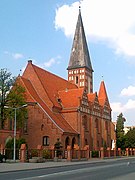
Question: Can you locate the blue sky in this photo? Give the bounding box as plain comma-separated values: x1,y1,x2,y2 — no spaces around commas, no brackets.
1,0,135,126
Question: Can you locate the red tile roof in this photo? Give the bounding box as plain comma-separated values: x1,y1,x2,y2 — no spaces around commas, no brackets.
58,88,84,108
21,77,77,134
98,81,110,107
21,61,78,134
87,93,96,103
23,61,78,108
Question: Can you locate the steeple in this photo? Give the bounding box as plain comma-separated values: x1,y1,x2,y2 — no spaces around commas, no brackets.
67,7,93,93
98,81,109,106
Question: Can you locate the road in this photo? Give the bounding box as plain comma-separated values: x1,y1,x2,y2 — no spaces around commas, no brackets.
0,158,135,180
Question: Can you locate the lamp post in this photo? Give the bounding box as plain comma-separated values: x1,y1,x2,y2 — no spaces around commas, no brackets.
4,104,28,161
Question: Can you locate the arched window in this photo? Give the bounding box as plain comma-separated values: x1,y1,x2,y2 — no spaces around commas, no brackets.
65,136,70,149
72,137,76,149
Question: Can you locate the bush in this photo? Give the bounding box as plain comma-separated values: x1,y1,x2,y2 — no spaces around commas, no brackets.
92,150,99,158
42,149,51,159
31,149,38,157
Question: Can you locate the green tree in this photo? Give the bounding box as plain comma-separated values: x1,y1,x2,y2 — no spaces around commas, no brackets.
116,113,126,150
0,69,15,129
54,138,63,157
125,128,135,148
5,81,28,129
5,138,27,159
5,137,26,149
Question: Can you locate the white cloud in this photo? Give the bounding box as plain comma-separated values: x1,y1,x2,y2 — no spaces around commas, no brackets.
44,58,55,68
55,0,135,57
4,51,24,60
111,102,124,113
12,53,24,60
111,98,135,114
43,56,61,68
121,86,135,96
124,99,135,110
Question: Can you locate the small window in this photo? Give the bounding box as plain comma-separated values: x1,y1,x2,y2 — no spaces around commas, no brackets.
76,76,78,84
43,136,49,146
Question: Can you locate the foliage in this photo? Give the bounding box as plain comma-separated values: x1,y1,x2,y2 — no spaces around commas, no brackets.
30,149,38,157
42,149,51,159
125,128,135,148
92,150,99,158
5,137,26,149
54,138,63,157
5,138,27,159
116,113,126,150
103,140,107,150
5,81,28,129
0,68,16,128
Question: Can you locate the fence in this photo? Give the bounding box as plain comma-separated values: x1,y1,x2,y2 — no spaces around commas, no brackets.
1,145,135,162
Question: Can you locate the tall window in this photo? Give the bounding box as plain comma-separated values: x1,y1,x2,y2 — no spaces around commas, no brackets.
76,76,78,84
43,136,49,146
83,115,88,131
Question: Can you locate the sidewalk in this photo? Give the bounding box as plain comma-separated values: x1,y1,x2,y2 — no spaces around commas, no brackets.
0,157,135,173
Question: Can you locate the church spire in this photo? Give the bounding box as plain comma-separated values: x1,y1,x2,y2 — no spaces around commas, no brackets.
67,7,93,71
67,7,93,93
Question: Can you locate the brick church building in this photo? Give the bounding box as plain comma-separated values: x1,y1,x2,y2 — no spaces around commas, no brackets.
0,9,115,151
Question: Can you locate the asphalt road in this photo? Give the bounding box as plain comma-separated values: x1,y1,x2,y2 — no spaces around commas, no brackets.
0,158,135,180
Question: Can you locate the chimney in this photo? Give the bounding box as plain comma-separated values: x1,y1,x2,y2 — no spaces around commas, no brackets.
28,60,32,64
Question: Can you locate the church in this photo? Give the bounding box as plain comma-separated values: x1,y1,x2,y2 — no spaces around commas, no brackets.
1,9,116,151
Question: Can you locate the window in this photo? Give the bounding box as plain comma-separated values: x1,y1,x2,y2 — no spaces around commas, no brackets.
83,116,88,130
43,136,49,146
76,76,78,84
82,81,84,86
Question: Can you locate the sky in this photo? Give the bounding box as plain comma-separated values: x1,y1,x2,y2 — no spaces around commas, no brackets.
0,0,135,126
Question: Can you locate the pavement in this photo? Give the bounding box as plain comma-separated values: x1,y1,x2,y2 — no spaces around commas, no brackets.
0,157,135,173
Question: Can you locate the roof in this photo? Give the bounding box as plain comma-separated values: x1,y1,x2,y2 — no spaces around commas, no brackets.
87,93,96,103
98,81,110,107
67,9,93,71
23,60,78,108
20,75,78,134
58,88,84,108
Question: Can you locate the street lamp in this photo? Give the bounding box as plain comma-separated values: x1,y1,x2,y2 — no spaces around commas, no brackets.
4,104,28,161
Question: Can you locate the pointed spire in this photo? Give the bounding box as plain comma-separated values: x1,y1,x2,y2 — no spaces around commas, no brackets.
67,7,93,71
98,81,109,106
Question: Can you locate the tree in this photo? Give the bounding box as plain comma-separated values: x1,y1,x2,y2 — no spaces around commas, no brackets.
116,113,126,150
125,128,135,148
54,138,63,157
0,69,15,129
6,81,28,129
0,68,27,130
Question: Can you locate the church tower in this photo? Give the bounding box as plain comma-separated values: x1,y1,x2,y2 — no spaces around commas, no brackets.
67,7,93,93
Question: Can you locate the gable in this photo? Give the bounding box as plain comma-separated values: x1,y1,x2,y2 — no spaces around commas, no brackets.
19,76,78,134
23,60,78,109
